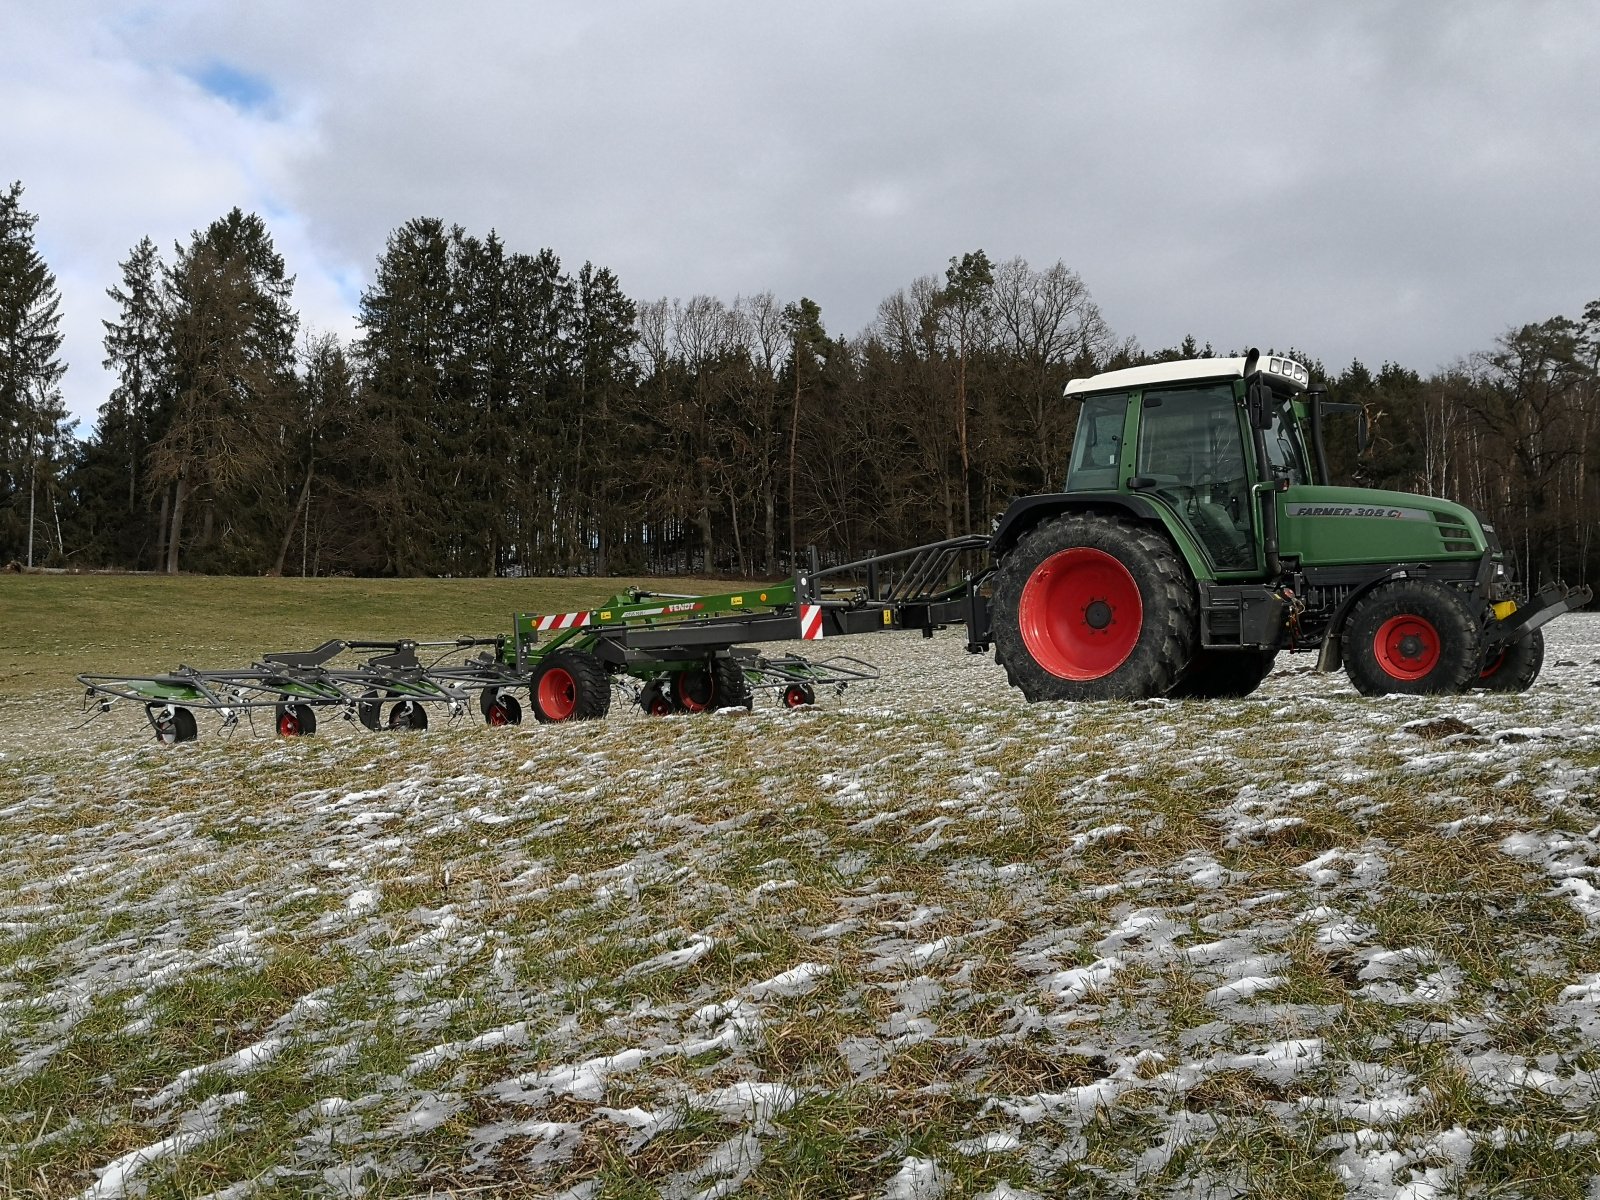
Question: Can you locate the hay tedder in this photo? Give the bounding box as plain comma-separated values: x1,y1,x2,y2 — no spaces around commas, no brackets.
78,543,985,743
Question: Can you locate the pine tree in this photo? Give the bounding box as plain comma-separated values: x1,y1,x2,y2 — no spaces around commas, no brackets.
0,182,70,564
573,263,637,574
357,217,456,574
91,236,168,565
149,209,298,573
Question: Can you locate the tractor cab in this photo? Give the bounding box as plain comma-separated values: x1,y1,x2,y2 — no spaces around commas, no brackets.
1063,353,1316,578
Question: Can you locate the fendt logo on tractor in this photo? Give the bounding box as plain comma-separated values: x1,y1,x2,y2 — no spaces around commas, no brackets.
82,348,1591,742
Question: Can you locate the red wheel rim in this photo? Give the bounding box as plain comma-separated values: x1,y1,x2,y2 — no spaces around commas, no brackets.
1373,614,1441,680
278,711,300,736
1017,548,1143,680
785,685,809,708
1480,650,1506,680
675,670,712,713
538,668,577,720
487,702,508,727
649,698,672,717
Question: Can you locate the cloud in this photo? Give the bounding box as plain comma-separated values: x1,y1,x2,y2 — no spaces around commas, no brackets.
4,0,1597,430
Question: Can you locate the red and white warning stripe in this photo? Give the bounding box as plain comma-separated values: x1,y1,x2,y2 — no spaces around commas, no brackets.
799,603,824,640
534,610,591,632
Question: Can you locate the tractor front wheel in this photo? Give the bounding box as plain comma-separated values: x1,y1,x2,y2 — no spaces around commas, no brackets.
1344,581,1483,696
530,650,611,723
1478,628,1544,692
991,514,1196,701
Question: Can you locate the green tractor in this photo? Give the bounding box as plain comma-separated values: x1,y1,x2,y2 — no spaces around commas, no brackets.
982,349,1590,700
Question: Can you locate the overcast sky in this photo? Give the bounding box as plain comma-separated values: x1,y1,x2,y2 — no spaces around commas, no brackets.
4,0,1597,431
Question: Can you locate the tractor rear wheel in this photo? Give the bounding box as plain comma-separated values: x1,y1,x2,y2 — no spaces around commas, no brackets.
992,514,1196,701
1478,629,1544,692
1169,649,1277,699
276,703,317,736
1344,581,1483,695
530,650,611,723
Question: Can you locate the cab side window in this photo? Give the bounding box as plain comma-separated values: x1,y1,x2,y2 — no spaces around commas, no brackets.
1066,392,1128,491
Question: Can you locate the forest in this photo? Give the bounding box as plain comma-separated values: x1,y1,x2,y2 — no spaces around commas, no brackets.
2,180,1597,588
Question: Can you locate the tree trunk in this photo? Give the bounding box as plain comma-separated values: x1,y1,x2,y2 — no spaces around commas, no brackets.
165,472,189,574
956,352,971,534
154,486,170,572
788,366,801,568
763,485,776,576
271,463,315,577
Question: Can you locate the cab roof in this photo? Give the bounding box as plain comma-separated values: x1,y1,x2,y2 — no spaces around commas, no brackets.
1064,353,1310,397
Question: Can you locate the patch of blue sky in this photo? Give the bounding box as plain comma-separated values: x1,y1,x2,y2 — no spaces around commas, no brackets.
191,61,275,114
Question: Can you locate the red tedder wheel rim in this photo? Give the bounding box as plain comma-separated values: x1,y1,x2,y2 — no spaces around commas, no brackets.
1373,614,1442,681
537,668,578,721
487,701,509,726
1017,547,1143,680
1480,650,1506,680
278,710,300,737
674,670,712,713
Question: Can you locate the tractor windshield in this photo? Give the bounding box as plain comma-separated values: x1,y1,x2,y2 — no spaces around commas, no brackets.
1262,397,1309,485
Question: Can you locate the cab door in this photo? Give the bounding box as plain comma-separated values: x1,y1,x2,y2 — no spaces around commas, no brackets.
1134,384,1258,574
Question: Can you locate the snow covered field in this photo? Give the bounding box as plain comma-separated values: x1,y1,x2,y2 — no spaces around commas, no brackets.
5,619,1600,1198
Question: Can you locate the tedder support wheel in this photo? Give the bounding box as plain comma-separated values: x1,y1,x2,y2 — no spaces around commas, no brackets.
148,704,198,744
1169,649,1277,699
669,658,752,713
387,701,428,731
276,703,318,737
1344,580,1483,696
784,682,816,708
991,514,1196,701
358,690,383,731
530,649,611,723
638,679,673,717
1478,628,1544,692
481,689,523,727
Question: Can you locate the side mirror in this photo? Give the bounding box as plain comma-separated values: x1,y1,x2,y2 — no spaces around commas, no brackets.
1246,379,1274,430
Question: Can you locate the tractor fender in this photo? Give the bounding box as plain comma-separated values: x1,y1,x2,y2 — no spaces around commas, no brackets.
1313,564,1484,673
990,492,1209,582
991,493,1161,557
